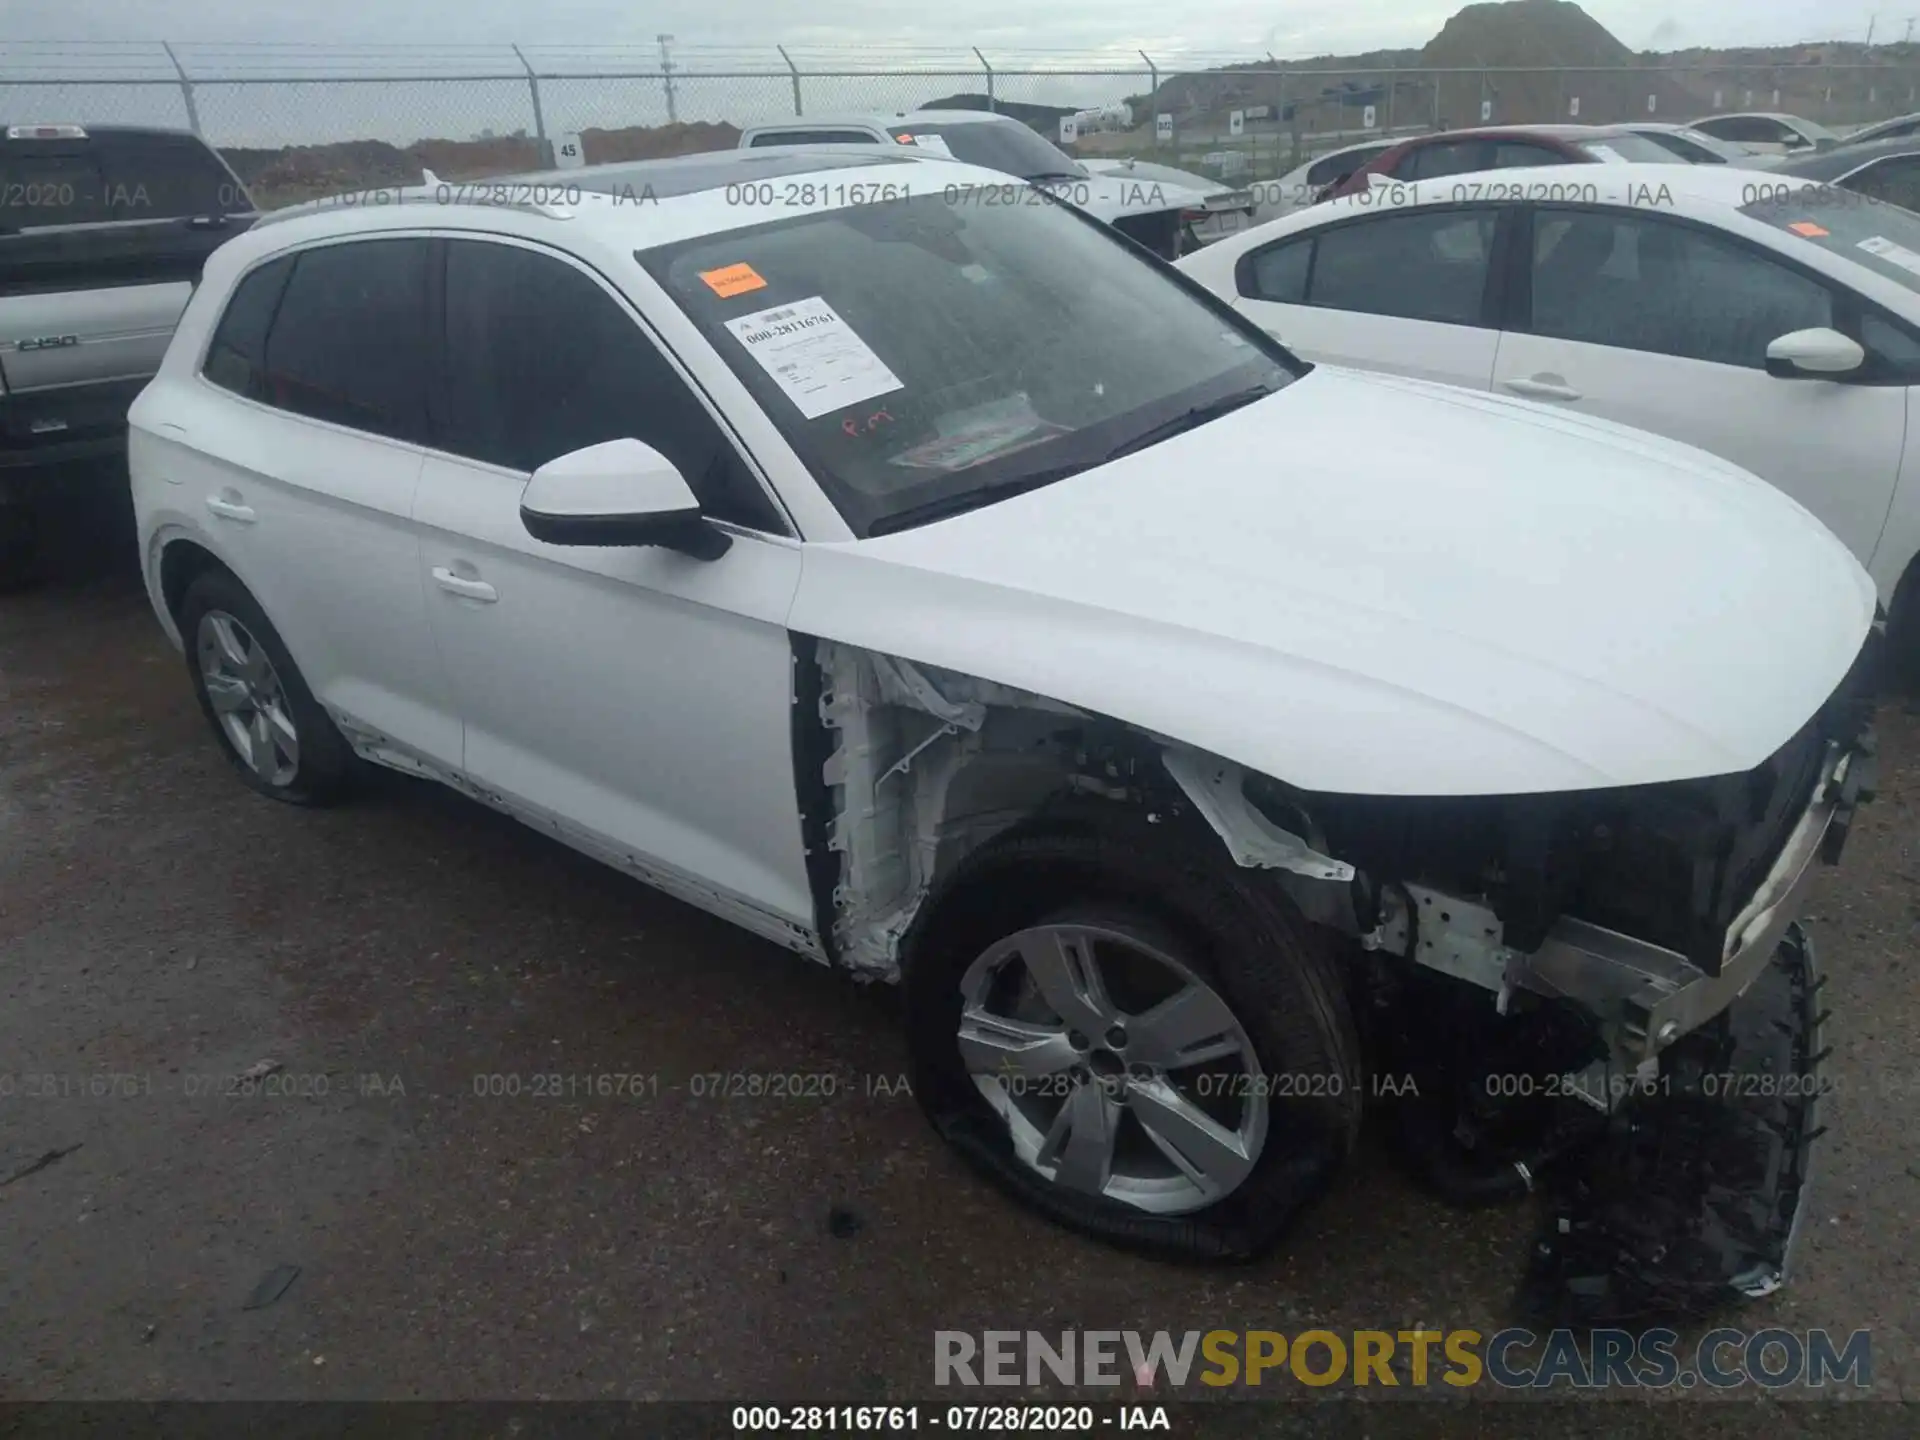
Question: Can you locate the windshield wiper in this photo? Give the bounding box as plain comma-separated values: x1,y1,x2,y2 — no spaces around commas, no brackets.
1027,170,1088,184
866,468,1090,536
1099,385,1278,464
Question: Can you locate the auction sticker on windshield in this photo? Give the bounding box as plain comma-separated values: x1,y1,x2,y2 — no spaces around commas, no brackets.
700,262,768,297
1857,235,1920,277
723,297,905,420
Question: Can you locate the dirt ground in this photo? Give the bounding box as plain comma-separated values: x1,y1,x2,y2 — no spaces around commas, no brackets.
1,472,1916,1424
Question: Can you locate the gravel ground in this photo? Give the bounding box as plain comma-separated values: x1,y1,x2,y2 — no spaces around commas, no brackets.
1,475,1916,1421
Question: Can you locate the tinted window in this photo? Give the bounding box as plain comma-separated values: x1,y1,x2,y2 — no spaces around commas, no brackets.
202,256,293,397
1845,156,1920,212
750,129,878,147
1862,311,1920,375
1306,145,1387,187
1306,209,1497,325
1403,141,1492,180
258,239,430,442
1244,239,1310,303
439,240,782,531
96,132,251,218
1702,116,1793,146
1491,142,1569,168
1528,210,1832,368
0,148,111,229
895,121,1085,180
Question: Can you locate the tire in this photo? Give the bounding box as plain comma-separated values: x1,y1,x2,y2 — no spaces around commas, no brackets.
0,503,39,593
178,568,356,805
901,807,1364,1261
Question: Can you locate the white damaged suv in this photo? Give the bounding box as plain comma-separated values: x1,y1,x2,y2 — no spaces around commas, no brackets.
128,148,1878,1320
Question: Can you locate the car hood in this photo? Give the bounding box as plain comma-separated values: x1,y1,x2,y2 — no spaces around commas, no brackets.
789,366,1875,798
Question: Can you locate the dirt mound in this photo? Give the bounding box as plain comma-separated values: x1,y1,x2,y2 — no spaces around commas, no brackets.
221,121,741,208
1420,0,1701,125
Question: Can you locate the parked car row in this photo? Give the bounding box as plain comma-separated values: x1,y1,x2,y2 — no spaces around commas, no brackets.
99,134,1880,1322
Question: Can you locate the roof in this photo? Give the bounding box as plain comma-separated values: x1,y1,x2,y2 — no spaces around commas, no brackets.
243,151,992,252
1394,123,1646,144
1316,162,1814,223
742,109,1018,131
1771,136,1920,181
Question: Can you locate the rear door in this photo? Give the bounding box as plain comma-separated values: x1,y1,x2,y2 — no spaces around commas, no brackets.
1491,204,1905,563
183,236,462,768
1231,204,1507,388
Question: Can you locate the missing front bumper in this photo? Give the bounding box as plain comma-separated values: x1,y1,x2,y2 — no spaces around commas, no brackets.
1519,922,1827,1323
1517,737,1866,1070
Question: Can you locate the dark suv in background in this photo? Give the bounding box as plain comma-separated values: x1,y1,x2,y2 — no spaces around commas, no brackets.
1,123,256,585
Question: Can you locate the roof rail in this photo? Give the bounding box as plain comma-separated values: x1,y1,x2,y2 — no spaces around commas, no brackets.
252,181,578,229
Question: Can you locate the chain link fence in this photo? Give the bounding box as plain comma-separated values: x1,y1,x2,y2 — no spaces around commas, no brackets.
8,44,1920,206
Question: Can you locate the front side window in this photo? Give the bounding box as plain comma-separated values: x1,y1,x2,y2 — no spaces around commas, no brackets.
1306,145,1387,188
1303,208,1498,325
1842,157,1920,213
640,192,1294,536
436,239,782,531
1527,209,1832,368
255,238,430,442
1491,143,1570,168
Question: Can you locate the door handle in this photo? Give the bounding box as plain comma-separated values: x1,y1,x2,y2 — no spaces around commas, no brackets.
431,566,498,603
204,495,256,523
1504,376,1582,401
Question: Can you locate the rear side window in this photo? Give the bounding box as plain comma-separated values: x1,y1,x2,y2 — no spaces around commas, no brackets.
750,130,877,147
437,239,783,531
1303,209,1498,325
0,147,112,229
1242,238,1311,303
255,239,431,442
95,132,250,219
202,256,294,397
1399,142,1489,181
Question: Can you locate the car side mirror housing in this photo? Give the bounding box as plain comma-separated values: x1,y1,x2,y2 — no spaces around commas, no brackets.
1765,327,1866,379
519,438,731,559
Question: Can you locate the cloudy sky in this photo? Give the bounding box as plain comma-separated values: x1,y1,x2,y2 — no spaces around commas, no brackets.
0,0,1894,63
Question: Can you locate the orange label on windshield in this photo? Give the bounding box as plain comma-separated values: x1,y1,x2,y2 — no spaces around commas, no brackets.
1788,221,1830,237
700,262,768,297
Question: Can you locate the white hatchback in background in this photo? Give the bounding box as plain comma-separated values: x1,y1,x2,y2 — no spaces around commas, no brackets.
125,146,1877,1300
1178,162,1920,645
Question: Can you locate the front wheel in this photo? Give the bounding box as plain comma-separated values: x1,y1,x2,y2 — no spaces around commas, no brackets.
902,812,1363,1260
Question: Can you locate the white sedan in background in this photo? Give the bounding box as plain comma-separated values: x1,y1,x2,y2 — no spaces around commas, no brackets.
1178,162,1920,656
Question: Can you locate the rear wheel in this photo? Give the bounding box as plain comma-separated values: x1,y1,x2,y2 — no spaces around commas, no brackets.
903,811,1363,1260
178,568,355,805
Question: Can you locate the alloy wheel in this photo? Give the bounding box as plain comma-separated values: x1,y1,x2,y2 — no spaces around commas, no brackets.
957,921,1268,1214
196,610,301,788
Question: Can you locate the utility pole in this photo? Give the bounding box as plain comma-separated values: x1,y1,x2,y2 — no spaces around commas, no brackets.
659,33,678,124
1906,16,1917,44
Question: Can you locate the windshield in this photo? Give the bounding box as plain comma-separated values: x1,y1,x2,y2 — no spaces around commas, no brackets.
1579,133,1688,163
895,120,1086,181
640,190,1295,536
1742,183,1920,295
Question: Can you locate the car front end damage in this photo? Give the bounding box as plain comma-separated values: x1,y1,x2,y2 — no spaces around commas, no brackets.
1164,623,1880,1320
805,615,1879,1322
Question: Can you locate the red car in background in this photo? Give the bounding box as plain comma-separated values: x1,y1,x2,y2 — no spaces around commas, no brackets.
1323,124,1687,199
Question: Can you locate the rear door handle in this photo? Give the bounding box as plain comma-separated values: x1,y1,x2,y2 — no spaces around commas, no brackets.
204,496,256,523
431,566,498,603
1504,377,1582,401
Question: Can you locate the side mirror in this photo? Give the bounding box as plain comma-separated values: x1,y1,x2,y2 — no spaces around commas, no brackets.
519,438,731,559
1765,327,1866,379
